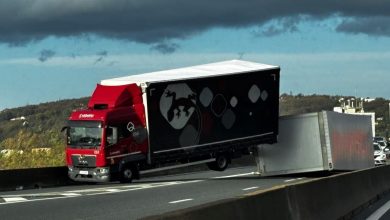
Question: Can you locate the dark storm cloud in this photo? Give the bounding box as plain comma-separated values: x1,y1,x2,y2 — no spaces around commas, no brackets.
253,16,302,37
336,16,390,36
38,49,55,62
150,42,180,54
1,0,390,46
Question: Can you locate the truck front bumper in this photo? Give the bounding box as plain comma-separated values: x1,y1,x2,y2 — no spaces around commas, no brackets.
68,166,110,183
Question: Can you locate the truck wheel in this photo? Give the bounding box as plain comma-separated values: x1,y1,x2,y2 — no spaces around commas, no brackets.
120,166,135,183
207,154,229,171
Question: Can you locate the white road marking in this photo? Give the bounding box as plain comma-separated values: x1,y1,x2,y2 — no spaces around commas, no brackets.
213,172,255,179
367,199,390,220
105,189,120,192
242,187,258,191
0,195,88,206
61,193,81,197
169,198,193,204
284,178,304,183
3,197,28,203
76,180,204,196
0,172,252,205
0,192,62,197
0,179,206,206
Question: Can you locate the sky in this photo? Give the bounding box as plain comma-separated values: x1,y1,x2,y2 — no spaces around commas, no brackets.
1,0,390,110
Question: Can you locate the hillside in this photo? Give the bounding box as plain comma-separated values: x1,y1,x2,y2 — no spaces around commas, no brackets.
279,94,340,115
0,97,89,169
0,94,389,169
0,98,89,140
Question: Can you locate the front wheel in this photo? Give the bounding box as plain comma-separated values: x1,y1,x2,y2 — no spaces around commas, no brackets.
207,154,229,171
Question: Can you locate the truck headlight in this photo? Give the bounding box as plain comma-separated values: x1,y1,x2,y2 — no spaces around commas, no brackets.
68,166,73,172
97,168,109,174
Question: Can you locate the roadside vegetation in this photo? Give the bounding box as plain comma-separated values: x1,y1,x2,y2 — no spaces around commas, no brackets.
0,94,389,170
0,98,88,169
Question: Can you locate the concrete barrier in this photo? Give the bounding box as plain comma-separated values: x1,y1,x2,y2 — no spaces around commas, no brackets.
0,167,70,191
286,166,390,220
143,165,390,220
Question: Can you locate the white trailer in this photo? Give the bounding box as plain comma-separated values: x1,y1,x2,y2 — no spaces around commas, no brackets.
254,111,374,176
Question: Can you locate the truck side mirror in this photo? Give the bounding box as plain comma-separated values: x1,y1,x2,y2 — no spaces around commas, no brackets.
107,127,118,146
61,126,69,133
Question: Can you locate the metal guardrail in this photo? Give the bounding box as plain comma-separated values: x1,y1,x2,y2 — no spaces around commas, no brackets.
0,167,70,192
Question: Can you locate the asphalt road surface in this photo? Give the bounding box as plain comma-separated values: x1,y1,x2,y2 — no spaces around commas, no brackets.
0,166,309,220
353,192,390,220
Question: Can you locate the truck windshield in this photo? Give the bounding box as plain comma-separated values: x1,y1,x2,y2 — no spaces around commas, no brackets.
67,121,102,149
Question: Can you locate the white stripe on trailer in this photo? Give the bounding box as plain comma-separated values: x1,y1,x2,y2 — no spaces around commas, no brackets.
153,132,274,154
140,159,214,174
106,151,142,159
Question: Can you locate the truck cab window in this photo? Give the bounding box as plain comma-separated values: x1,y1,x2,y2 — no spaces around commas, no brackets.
106,127,118,146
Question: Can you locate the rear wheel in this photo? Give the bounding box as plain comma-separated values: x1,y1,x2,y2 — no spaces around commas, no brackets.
120,165,136,183
207,154,229,171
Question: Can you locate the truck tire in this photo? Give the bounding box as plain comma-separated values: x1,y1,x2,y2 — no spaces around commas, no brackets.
120,165,136,183
207,154,229,171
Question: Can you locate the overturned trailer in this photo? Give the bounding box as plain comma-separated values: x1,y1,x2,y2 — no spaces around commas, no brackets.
254,111,374,176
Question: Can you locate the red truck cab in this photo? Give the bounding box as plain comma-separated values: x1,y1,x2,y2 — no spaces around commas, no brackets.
66,83,148,182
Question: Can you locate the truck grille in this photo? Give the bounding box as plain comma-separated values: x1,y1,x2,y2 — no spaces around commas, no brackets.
71,155,96,167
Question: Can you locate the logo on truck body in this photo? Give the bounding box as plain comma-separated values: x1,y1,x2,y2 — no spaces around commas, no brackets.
79,114,95,119
159,83,197,130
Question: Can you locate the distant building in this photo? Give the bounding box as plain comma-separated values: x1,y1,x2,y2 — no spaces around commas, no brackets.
31,148,51,153
0,149,24,157
10,116,26,121
364,98,375,103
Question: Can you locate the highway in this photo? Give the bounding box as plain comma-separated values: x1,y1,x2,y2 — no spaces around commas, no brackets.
0,165,309,220
353,191,390,220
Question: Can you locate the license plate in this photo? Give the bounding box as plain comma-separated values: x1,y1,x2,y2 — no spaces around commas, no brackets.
79,170,88,175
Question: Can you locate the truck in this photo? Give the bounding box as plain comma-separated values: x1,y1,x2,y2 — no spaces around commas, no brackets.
254,111,374,176
65,60,280,183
